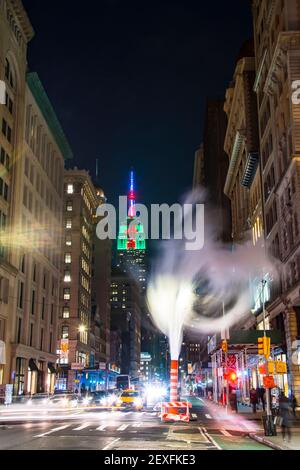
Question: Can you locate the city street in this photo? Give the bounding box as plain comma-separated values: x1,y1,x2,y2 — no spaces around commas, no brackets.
0,398,270,451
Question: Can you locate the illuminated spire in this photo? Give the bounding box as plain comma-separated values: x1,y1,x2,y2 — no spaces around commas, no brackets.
128,169,136,218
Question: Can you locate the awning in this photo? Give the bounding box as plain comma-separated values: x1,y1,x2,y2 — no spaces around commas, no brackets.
48,363,56,374
28,359,39,372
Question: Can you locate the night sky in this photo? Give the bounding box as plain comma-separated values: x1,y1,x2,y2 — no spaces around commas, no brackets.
22,0,252,209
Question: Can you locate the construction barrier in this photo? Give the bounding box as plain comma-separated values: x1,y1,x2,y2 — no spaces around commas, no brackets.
161,401,192,423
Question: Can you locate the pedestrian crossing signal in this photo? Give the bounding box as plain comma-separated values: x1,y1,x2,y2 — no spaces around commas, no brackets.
221,340,228,353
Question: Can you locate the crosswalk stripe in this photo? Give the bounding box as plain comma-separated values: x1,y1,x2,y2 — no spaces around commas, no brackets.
117,424,129,431
34,425,69,438
221,429,231,436
132,422,142,428
96,424,107,431
205,414,212,419
72,423,90,431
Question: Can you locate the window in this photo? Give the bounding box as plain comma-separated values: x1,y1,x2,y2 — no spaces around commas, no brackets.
16,318,22,344
2,119,12,143
18,281,24,309
66,201,73,212
31,290,35,315
66,219,72,229
41,297,45,320
63,288,71,300
67,184,74,194
40,328,44,350
65,253,71,264
5,93,13,114
5,58,14,88
62,325,69,340
50,304,54,325
65,236,72,247
29,323,33,347
64,271,71,283
63,307,70,319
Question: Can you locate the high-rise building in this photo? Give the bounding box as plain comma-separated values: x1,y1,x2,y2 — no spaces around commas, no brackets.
57,169,108,391
202,98,232,242
0,0,72,395
91,186,111,367
224,40,261,245
251,0,300,401
0,0,34,390
110,269,141,378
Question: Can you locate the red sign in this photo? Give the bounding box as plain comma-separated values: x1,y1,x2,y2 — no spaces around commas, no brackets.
263,376,275,389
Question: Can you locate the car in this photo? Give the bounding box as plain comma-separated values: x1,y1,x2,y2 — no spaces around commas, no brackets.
115,389,144,410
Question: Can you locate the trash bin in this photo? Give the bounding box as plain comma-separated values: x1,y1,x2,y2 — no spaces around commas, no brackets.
262,413,277,436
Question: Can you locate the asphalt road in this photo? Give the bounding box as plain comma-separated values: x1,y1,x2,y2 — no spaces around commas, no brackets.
0,398,271,451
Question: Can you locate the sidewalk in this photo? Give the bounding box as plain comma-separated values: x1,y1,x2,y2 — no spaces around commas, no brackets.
251,431,300,450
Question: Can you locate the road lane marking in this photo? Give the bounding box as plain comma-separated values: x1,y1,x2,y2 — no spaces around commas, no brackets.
132,422,142,428
72,423,90,431
205,414,212,419
96,424,107,431
117,424,129,431
201,428,222,450
102,438,120,450
34,425,69,438
198,427,210,443
221,429,231,436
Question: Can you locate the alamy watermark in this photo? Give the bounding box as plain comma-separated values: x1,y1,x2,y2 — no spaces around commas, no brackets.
96,196,205,251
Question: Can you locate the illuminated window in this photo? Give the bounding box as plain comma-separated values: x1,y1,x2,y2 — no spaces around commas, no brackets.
65,253,72,264
67,184,74,194
63,307,70,319
65,236,72,246
66,219,72,229
66,201,73,212
63,288,70,301
62,325,69,339
64,271,71,282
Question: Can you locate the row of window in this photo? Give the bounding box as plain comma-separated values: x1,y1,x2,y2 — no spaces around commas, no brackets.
25,106,63,197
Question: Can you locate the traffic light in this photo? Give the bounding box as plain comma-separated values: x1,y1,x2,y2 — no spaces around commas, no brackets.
258,336,271,358
221,340,228,353
224,369,238,384
258,337,264,355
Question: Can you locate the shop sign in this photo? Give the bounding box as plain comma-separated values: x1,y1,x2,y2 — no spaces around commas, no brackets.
208,335,216,354
263,376,275,389
275,361,287,374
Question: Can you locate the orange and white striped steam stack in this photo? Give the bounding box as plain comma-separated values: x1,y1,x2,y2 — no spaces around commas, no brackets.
170,359,179,402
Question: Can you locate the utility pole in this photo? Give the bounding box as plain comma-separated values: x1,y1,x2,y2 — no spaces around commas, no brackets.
262,279,276,436
222,302,229,414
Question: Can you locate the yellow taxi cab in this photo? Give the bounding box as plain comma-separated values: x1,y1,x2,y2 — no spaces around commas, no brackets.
116,389,143,410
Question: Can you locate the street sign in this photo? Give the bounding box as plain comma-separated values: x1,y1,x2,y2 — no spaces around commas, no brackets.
263,376,275,389
71,363,85,370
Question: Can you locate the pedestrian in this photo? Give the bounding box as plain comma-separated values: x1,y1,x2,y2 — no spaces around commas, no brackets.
256,386,266,411
229,387,238,413
278,392,293,442
291,393,297,417
250,388,258,414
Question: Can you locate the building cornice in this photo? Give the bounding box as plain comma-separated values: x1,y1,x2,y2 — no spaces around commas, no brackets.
264,31,300,96
8,0,35,42
27,72,73,160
